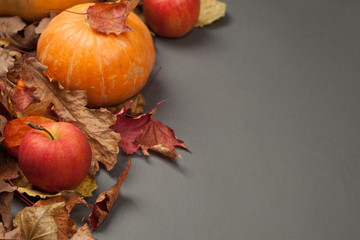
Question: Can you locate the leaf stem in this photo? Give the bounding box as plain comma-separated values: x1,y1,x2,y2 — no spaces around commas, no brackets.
26,122,55,140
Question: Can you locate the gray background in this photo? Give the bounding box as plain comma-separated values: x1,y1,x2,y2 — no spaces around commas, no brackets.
12,0,360,239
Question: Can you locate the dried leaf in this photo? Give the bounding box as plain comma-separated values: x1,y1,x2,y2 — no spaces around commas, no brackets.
18,58,121,172
137,119,187,158
87,0,140,35
0,48,14,77
35,196,86,240
70,224,95,240
114,101,187,158
195,0,226,27
13,170,62,199
9,85,37,113
113,102,153,154
13,202,66,240
88,158,131,230
0,16,39,50
0,157,19,181
74,175,98,197
0,180,17,231
0,223,21,240
106,93,146,116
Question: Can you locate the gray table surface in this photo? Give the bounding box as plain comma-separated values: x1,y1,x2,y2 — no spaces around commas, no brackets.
12,0,360,239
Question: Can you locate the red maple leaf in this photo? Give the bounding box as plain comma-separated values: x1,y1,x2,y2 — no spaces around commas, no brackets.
113,101,187,158
113,103,153,154
87,0,139,35
137,120,187,158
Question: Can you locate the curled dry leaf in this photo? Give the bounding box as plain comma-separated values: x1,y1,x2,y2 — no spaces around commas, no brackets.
0,180,17,232
13,202,66,240
17,58,121,173
88,158,131,230
195,0,226,27
87,0,140,35
0,222,21,240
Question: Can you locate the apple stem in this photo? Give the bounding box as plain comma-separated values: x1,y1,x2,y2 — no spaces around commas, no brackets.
26,122,55,140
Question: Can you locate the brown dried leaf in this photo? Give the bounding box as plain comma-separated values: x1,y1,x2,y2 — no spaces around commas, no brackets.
0,157,19,181
0,16,39,50
70,224,95,240
0,222,21,240
0,48,14,77
0,180,17,231
195,0,226,27
19,58,121,172
13,202,66,240
35,196,86,240
106,93,146,116
88,158,131,230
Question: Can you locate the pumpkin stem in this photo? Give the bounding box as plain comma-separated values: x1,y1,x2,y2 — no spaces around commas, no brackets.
26,122,55,140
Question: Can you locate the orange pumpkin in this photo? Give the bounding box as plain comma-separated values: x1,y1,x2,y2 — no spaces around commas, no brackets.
37,3,156,108
0,0,98,22
3,116,55,158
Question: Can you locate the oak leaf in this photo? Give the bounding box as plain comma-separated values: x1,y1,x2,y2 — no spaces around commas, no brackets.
13,202,66,240
0,180,17,231
87,0,140,35
17,58,121,172
88,158,131,230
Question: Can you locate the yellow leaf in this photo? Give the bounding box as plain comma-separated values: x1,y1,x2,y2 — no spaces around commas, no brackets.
195,0,226,27
74,175,98,197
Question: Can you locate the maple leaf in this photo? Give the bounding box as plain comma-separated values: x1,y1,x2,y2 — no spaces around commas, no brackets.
35,196,87,240
88,158,131,231
0,223,21,240
9,83,37,113
113,101,187,158
113,102,153,154
87,0,140,35
137,119,187,158
0,180,17,232
13,202,66,240
70,224,95,240
17,57,121,172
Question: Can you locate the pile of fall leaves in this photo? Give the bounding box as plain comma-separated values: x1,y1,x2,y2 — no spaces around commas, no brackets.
0,0,226,239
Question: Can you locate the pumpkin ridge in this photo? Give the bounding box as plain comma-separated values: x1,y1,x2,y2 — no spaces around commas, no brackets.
97,37,106,106
66,28,85,89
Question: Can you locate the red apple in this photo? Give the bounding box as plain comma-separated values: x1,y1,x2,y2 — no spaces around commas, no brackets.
18,122,92,193
142,0,201,38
